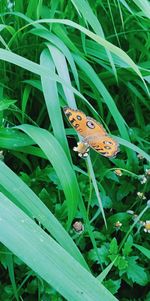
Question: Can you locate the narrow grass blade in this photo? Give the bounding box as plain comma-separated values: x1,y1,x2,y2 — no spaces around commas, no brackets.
26,18,148,93
6,254,19,301
71,0,117,80
133,244,150,259
0,193,119,301
133,0,150,18
115,136,150,162
30,28,80,90
97,258,118,282
0,128,33,149
40,48,70,158
17,124,81,227
0,160,88,270
47,43,76,107
0,49,85,101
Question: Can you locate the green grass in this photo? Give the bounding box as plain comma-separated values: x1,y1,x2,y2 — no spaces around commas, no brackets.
0,0,150,300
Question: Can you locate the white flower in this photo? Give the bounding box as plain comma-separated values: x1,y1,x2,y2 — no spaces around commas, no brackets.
139,175,147,184
137,192,146,200
137,154,144,160
145,169,150,176
143,221,150,233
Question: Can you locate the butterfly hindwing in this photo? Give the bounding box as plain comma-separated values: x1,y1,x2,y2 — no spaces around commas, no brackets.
85,135,119,158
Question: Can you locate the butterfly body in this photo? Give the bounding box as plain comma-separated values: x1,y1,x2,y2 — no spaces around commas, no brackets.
64,107,119,158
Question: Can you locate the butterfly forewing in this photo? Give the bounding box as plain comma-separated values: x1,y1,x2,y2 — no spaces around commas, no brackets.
63,107,106,137
63,107,88,136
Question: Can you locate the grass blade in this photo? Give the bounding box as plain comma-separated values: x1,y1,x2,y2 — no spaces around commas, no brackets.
0,193,118,301
17,124,82,227
0,160,88,269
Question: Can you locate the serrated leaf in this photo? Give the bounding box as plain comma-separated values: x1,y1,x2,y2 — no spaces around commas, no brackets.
117,256,128,270
47,169,62,190
109,254,118,264
117,182,134,201
126,257,148,286
103,279,121,294
88,244,110,265
122,235,133,256
102,195,112,209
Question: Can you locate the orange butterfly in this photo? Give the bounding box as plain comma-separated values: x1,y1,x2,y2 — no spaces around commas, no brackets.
64,107,119,158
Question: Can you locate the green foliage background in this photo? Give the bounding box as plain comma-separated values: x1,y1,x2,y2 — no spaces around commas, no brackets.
0,0,150,300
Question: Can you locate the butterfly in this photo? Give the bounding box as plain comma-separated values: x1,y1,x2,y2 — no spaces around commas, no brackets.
64,107,119,158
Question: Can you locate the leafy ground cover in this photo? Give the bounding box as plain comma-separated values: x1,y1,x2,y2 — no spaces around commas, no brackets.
0,0,150,300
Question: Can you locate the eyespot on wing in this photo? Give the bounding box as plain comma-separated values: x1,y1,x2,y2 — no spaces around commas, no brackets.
86,135,119,158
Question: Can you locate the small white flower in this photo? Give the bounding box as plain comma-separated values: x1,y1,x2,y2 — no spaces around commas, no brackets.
139,175,147,184
137,192,146,200
145,169,150,176
137,154,144,160
143,221,150,233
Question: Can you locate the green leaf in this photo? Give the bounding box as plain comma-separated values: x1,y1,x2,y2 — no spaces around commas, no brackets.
126,257,148,286
71,0,117,80
0,160,88,270
6,254,19,301
97,258,118,282
0,99,16,111
133,0,150,18
133,244,150,259
103,279,121,295
115,136,150,162
17,124,81,227
88,244,110,265
122,235,133,256
32,19,147,88
117,256,128,270
109,238,118,255
0,193,119,301
0,128,33,149
40,48,70,158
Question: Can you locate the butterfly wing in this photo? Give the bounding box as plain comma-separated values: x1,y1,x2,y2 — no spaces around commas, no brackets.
64,107,119,158
63,107,106,137
85,134,119,158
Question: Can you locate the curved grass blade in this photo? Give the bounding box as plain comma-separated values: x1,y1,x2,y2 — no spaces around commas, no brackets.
16,124,81,227
71,0,117,80
40,48,70,158
0,160,88,270
0,128,33,149
133,0,150,18
2,14,147,90
114,136,150,162
30,28,80,90
18,18,148,93
73,54,129,139
0,49,85,101
0,193,118,301
46,43,76,107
